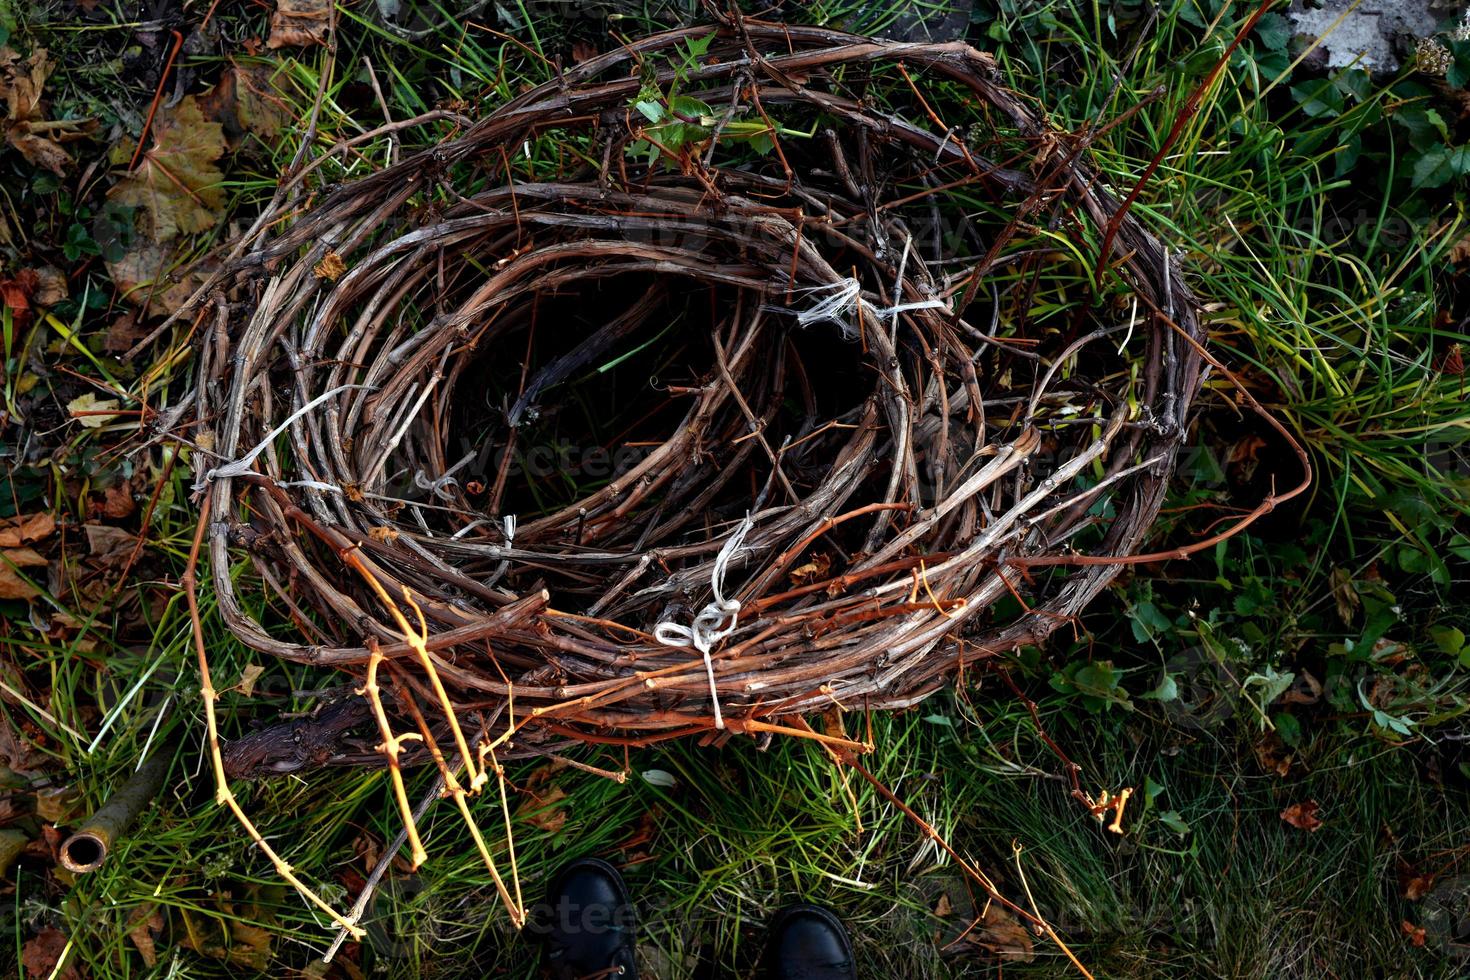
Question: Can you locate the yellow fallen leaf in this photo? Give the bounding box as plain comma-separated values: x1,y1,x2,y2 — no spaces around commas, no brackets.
68,392,121,429
237,664,266,698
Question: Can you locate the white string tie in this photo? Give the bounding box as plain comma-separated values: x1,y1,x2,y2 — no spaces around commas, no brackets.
413,451,476,500
654,512,756,730
195,384,371,491
792,277,948,338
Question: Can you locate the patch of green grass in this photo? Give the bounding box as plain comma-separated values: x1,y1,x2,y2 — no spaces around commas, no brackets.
4,0,1470,977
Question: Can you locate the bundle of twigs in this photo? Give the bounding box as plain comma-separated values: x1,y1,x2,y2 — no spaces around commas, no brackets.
197,23,1205,775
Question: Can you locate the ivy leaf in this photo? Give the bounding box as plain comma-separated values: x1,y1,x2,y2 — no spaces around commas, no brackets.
1410,145,1470,190
1290,81,1342,119
1253,13,1291,52
1448,39,1470,89
108,95,226,241
1430,625,1466,659
1141,672,1179,702
1158,810,1191,835
1394,106,1448,153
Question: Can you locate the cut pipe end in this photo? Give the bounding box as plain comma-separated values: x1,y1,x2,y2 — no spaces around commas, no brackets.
58,832,107,873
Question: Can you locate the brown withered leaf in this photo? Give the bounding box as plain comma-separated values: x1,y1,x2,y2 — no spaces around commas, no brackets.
21,925,83,979
178,909,274,972
0,268,39,326
1280,669,1322,705
1253,731,1293,777
1330,566,1359,625
0,547,47,600
103,310,147,353
32,266,66,306
268,0,332,49
790,551,831,585
1280,799,1323,832
949,904,1035,963
235,664,266,698
1399,864,1436,901
572,40,599,63
1,47,95,175
1401,919,1427,947
127,904,164,967
106,240,219,317
95,483,136,520
202,64,293,142
84,524,134,557
0,511,55,548
524,785,568,833
109,95,225,240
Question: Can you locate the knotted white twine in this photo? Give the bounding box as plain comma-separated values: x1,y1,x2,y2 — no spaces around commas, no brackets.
792,277,948,337
414,451,476,501
195,384,372,491
653,512,756,730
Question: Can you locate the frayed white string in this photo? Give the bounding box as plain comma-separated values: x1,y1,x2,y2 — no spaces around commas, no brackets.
653,512,756,730
483,514,516,588
195,384,371,490
278,479,344,494
792,277,948,338
413,451,476,501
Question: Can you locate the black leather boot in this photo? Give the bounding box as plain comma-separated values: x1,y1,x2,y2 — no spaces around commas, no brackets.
762,904,857,980
535,857,639,979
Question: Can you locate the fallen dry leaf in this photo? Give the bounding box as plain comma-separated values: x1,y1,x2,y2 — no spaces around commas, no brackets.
1280,669,1322,705
126,904,164,968
21,925,83,979
236,664,266,697
790,551,831,585
201,63,293,143
32,266,66,306
572,40,599,64
1253,731,1293,777
268,0,333,49
180,914,274,971
103,310,147,353
84,524,134,557
950,904,1035,963
67,391,121,429
105,239,219,318
1280,799,1323,832
108,95,225,241
95,483,136,520
1330,566,1359,625
0,268,39,325
1,47,95,175
0,511,55,548
0,547,47,600
1401,919,1427,947
1401,870,1436,901
1450,232,1470,266
524,785,568,833
37,783,84,823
